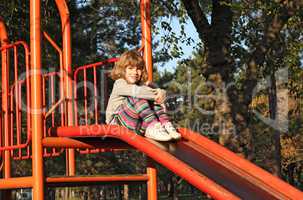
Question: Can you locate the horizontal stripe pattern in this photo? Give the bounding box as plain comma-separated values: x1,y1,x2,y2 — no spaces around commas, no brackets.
110,97,170,135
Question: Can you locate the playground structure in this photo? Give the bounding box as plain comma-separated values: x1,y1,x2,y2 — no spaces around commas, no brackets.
0,0,303,199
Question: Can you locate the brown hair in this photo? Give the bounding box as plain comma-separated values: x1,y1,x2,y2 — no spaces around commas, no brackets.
110,50,148,84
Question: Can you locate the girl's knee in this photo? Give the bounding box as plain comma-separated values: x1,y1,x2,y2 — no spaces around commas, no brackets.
127,96,148,104
153,104,163,110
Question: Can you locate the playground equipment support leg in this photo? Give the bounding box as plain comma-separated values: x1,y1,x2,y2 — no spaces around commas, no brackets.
0,16,11,181
0,16,12,200
147,158,157,200
30,0,45,199
55,0,76,178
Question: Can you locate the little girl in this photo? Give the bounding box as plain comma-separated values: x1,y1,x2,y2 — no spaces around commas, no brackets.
106,50,181,141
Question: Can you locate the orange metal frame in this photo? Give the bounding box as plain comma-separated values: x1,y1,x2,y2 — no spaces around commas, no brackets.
1,1,303,200
1,17,11,183
0,0,159,199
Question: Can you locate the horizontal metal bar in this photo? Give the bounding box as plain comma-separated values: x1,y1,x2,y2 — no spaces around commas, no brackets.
0,177,33,189
42,137,132,150
46,175,149,187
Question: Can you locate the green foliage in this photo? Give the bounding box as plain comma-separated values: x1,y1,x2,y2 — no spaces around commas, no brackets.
1,0,303,196
156,0,303,188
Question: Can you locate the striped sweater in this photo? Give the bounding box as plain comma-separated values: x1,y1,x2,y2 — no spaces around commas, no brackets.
106,78,165,124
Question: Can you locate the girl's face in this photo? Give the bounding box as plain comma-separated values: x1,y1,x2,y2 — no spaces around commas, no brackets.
125,65,142,84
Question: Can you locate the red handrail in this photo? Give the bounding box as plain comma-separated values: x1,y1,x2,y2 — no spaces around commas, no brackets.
1,71,65,159
73,58,117,154
0,42,30,154
43,31,65,125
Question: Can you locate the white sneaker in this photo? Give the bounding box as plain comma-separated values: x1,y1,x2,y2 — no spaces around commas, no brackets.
145,122,172,141
163,122,181,140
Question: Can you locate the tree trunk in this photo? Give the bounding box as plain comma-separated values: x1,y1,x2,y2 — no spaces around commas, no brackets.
287,163,296,185
207,74,234,144
138,185,142,200
123,185,129,200
210,64,254,157
268,69,282,177
181,0,299,160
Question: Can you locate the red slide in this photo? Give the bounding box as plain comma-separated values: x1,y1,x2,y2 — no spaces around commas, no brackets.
51,125,303,200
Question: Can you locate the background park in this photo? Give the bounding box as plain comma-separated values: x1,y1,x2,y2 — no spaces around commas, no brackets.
1,0,303,199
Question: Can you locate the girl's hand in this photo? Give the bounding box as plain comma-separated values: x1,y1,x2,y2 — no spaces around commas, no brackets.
145,81,157,89
155,88,166,104
145,81,152,86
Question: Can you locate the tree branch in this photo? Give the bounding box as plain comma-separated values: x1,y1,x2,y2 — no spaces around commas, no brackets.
206,0,233,74
180,0,210,44
243,1,302,106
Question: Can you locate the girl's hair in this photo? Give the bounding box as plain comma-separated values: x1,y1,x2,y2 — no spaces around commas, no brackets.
110,50,148,84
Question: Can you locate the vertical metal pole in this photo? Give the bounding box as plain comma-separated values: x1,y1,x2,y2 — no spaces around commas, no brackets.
147,159,157,200
0,16,12,200
140,0,157,199
0,16,11,180
140,0,153,82
30,0,45,199
55,0,75,177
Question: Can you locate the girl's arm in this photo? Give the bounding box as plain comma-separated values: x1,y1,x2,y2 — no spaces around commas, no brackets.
145,81,167,104
113,79,158,100
154,88,166,104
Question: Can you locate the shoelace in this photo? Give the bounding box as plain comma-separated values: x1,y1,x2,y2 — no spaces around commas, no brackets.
152,123,167,134
165,125,176,132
